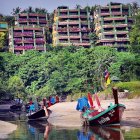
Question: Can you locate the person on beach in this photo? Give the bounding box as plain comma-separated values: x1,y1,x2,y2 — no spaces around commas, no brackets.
34,98,39,111
55,95,59,103
29,103,35,114
50,96,56,105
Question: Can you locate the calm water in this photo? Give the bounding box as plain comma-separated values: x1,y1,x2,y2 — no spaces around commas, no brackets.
0,112,140,140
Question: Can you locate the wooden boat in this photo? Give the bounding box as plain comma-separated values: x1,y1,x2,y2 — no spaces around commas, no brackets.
27,108,51,121
81,87,126,126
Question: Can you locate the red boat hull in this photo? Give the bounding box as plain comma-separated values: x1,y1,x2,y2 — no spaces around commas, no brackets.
83,104,125,126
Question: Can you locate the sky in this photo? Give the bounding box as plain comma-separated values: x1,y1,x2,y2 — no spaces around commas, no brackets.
0,0,140,15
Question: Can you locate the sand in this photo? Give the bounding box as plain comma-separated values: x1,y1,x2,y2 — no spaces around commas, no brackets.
0,98,139,138
48,98,140,127
0,121,17,139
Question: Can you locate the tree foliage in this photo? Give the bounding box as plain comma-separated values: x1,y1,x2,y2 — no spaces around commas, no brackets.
0,45,139,99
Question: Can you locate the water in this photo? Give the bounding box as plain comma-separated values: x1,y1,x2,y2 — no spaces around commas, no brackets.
0,112,140,140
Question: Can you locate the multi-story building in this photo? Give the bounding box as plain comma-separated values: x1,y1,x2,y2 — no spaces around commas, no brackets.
0,22,8,49
9,13,49,54
15,13,48,27
0,22,8,32
94,2,133,49
9,26,46,54
53,6,91,47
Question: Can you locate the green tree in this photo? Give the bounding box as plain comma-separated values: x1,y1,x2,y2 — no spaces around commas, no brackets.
8,76,25,98
11,7,21,15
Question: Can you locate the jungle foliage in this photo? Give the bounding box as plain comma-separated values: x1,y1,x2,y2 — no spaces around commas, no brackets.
0,45,140,99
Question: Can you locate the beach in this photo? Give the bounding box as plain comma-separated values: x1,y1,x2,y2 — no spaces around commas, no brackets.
48,98,140,127
0,121,17,139
0,98,140,138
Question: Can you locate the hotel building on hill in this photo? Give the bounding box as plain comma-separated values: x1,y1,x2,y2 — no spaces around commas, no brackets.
94,2,133,50
53,6,91,47
9,26,46,54
9,13,49,54
15,13,48,27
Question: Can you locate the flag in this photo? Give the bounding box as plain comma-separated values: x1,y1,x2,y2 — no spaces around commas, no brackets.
87,92,94,108
104,69,111,86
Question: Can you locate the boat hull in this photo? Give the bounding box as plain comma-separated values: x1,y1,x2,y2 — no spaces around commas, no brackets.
83,104,125,126
27,109,46,120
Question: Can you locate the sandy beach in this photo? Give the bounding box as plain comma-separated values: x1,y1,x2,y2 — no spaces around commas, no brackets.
48,98,140,127
0,98,140,138
0,121,17,139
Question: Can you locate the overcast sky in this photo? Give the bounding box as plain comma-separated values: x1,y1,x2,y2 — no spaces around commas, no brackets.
0,0,139,15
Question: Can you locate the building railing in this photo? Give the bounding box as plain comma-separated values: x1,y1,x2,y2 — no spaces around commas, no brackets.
14,45,34,50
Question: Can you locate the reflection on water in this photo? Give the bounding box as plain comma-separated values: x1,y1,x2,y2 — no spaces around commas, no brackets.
0,112,140,140
77,126,124,140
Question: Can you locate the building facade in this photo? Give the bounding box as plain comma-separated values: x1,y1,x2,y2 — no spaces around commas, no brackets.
9,26,46,54
53,6,91,47
94,2,133,49
9,13,48,54
15,13,48,27
0,22,8,32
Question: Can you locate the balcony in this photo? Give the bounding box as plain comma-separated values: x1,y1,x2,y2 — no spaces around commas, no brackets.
115,31,128,34
28,13,38,16
14,32,22,37
111,6,121,9
111,12,122,15
18,18,28,22
19,14,28,17
59,36,68,39
116,38,129,41
59,15,69,19
69,35,80,39
103,31,115,35
57,27,67,32
39,20,47,23
35,46,45,50
103,24,114,28
115,24,128,27
22,32,33,36
69,9,78,12
69,27,80,32
14,45,34,50
100,12,110,16
73,42,90,46
104,17,126,21
35,39,45,43
24,39,34,43
14,39,22,43
82,35,89,39
99,38,115,42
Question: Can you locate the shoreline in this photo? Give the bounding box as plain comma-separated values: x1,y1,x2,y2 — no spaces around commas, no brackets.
0,98,139,138
48,98,140,127
0,121,17,139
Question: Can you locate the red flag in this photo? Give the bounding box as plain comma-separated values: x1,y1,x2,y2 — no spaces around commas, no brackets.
94,93,101,107
87,92,94,107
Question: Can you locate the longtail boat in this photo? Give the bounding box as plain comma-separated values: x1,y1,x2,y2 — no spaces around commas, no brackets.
80,87,126,126
27,107,51,121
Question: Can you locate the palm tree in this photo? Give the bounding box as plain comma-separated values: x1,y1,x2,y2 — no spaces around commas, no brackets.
27,6,34,13
131,2,140,15
35,8,47,14
75,4,82,9
11,7,21,15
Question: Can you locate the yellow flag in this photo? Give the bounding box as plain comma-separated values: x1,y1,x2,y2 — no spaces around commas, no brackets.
106,77,111,86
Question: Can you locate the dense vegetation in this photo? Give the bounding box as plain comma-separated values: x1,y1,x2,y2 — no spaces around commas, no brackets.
0,45,139,100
